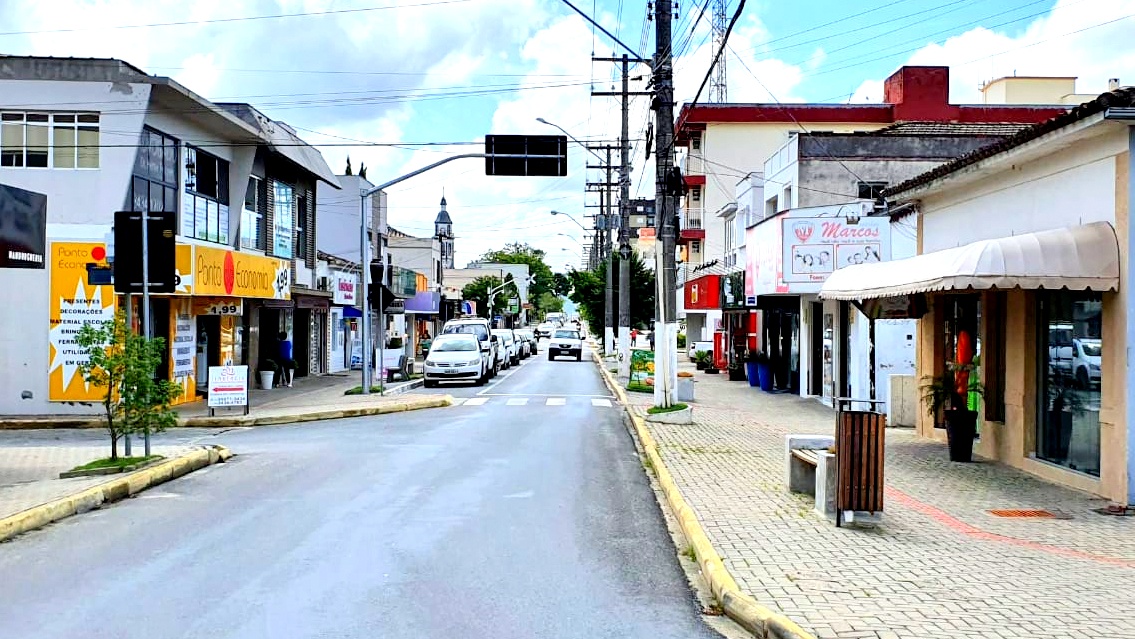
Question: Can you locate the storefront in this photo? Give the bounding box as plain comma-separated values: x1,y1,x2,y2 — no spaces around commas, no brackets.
405,290,441,357
329,270,358,373
719,271,753,375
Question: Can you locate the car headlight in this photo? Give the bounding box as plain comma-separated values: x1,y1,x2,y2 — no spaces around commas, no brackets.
1090,363,1100,371
467,358,482,366
425,359,437,366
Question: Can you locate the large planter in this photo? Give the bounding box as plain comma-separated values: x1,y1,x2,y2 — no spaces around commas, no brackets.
757,362,774,392
676,376,695,402
259,371,275,389
944,409,978,462
645,405,693,425
745,362,759,387
696,360,708,371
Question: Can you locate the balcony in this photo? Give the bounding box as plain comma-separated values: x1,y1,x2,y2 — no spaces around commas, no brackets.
679,206,706,245
680,151,704,176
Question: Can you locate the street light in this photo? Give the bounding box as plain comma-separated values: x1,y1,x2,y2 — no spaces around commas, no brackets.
550,210,589,232
536,118,604,162
557,232,585,247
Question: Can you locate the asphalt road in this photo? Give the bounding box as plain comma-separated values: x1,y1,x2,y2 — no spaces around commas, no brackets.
0,339,716,639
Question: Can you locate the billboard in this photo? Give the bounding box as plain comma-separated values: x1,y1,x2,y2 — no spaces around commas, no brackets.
0,183,47,269
48,241,117,401
782,216,890,284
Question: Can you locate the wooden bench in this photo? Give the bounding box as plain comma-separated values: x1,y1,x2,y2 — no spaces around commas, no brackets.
791,448,821,468
785,434,834,497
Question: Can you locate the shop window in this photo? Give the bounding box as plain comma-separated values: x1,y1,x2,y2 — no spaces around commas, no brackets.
942,294,982,422
183,145,231,244
1,111,99,168
858,181,888,200
1037,291,1102,476
128,127,179,217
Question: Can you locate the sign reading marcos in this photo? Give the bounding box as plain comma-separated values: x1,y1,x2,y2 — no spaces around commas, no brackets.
192,245,290,299
782,217,889,283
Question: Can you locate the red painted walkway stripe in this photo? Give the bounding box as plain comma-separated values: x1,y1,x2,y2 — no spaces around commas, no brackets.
884,486,1135,568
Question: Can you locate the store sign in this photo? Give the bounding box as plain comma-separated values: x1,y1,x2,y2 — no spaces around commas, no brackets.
171,308,196,379
207,365,248,408
333,273,357,305
192,245,290,299
684,274,721,310
0,183,47,269
746,214,789,297
48,241,117,401
782,216,890,284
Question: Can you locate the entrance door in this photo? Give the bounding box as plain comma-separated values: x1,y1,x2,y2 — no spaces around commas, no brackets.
294,309,311,378
810,302,823,395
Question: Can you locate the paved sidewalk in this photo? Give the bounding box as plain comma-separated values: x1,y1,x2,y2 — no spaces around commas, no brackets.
617,353,1135,639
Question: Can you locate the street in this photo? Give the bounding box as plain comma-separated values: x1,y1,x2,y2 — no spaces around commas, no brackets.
0,341,716,639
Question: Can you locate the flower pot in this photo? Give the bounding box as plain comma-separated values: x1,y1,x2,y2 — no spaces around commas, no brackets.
696,361,708,371
745,362,759,387
757,362,774,392
259,371,275,390
944,409,978,462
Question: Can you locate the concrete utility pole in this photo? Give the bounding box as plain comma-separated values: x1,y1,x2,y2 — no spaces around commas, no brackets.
653,0,678,407
604,147,615,355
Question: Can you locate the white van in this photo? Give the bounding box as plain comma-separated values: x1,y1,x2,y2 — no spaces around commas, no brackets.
441,317,500,381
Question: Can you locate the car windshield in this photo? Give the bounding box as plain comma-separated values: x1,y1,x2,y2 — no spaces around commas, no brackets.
554,329,580,339
492,331,513,342
1080,340,1101,357
443,324,487,341
431,337,478,352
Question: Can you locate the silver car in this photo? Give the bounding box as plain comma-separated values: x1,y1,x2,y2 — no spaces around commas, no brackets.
423,334,487,387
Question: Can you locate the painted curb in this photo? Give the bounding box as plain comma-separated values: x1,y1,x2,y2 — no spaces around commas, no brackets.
0,445,233,543
176,394,452,427
592,352,815,639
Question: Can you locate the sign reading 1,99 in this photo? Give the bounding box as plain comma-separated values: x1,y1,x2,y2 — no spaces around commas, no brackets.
205,301,243,315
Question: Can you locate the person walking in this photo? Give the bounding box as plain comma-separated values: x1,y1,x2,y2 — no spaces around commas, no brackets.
630,328,638,346
277,331,295,387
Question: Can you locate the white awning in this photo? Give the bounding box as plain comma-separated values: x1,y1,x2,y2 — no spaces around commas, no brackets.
820,222,1119,301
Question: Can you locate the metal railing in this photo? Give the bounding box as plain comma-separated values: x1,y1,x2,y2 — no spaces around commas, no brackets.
681,206,704,229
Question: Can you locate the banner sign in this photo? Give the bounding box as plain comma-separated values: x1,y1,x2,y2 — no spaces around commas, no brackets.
172,306,196,379
48,241,117,401
627,349,655,391
332,273,357,305
207,365,248,408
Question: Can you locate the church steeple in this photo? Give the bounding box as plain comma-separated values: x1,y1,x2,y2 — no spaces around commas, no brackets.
434,192,455,268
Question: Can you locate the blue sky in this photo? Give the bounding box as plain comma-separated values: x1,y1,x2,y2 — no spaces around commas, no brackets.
0,0,1131,271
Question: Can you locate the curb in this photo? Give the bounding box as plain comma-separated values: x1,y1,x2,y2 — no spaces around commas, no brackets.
177,394,452,427
592,352,815,639
0,444,233,543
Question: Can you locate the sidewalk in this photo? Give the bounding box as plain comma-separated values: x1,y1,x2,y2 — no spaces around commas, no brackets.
609,352,1135,639
0,368,436,429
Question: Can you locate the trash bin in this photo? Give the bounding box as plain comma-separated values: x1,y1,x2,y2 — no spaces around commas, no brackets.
833,398,886,527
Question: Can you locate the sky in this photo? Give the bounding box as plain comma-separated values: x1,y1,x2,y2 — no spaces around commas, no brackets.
1,0,1133,272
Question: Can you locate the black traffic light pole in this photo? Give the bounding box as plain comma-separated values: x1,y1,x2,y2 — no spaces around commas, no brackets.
357,144,566,395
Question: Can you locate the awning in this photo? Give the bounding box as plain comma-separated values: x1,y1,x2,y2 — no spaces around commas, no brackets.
820,222,1120,301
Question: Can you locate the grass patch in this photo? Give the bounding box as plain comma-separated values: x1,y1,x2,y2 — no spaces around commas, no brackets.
70,455,162,472
681,544,697,562
626,382,653,393
344,385,385,395
642,455,656,476
647,403,688,415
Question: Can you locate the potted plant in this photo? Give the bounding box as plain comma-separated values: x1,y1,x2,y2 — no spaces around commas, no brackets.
743,350,761,387
258,359,279,390
921,361,985,462
1044,382,1081,462
694,350,711,371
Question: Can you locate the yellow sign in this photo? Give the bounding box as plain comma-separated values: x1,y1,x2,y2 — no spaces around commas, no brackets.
48,242,117,402
190,245,290,299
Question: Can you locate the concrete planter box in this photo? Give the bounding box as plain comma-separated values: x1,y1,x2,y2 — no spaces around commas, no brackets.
645,405,693,425
676,377,695,402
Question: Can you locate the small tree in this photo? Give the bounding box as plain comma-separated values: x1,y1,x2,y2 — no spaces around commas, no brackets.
344,156,353,175
75,311,181,460
358,162,367,180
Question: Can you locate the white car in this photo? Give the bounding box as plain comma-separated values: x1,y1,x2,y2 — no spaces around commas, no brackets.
1073,338,1101,388
548,327,583,361
492,329,520,367
423,334,487,387
441,317,499,378
514,329,535,357
687,341,714,361
535,322,557,339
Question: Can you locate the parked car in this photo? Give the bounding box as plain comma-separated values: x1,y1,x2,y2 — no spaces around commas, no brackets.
423,334,486,387
535,322,558,339
548,327,583,361
687,340,714,361
1073,337,1101,388
441,317,499,378
514,329,536,357
492,329,521,366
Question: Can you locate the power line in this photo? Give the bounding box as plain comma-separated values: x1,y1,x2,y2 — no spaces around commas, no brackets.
0,0,475,37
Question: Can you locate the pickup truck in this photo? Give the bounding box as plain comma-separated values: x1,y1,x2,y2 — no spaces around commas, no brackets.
687,340,714,361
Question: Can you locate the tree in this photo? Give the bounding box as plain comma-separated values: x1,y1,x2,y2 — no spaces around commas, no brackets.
552,272,572,297
567,252,655,338
344,156,353,175
479,243,556,316
537,292,563,315
75,311,182,460
359,162,367,180
462,276,509,320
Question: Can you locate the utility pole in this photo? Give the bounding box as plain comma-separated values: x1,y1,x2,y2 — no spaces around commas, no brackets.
594,55,650,370
586,145,620,355
653,0,678,407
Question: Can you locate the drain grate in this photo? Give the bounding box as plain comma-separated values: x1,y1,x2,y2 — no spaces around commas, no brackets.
988,509,1057,518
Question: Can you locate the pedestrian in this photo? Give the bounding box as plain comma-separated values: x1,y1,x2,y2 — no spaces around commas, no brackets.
631,328,638,346
277,331,295,387
648,330,655,351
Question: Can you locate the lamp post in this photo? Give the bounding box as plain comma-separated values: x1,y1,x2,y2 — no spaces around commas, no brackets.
550,210,589,232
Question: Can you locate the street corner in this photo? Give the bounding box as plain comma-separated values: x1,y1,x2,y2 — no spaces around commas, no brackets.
0,444,231,544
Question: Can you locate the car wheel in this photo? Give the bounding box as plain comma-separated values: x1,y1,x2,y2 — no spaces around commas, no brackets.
423,379,436,388
548,353,554,361
575,352,582,361
475,371,487,386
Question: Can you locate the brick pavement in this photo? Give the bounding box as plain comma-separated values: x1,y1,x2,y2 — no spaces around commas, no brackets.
622,358,1135,639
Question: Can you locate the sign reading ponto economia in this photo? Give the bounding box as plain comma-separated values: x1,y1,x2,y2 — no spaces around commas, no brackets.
192,245,290,300
48,241,116,401
782,216,890,284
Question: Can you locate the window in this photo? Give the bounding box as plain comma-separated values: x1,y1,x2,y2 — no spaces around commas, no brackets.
182,145,230,244
128,128,178,217
272,181,294,258
241,177,266,250
691,186,701,204
296,195,309,261
857,181,888,200
1037,291,1102,476
1,112,99,168
691,240,701,254
691,133,701,151
782,186,793,210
